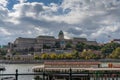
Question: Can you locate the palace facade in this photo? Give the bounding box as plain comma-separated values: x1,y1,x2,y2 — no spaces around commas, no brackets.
8,31,98,53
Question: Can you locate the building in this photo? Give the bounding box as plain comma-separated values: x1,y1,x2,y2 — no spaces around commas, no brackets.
111,39,120,44
8,30,98,53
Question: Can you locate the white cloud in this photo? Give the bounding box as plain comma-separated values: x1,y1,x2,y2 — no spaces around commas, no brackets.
1,0,120,44
0,0,8,7
0,27,11,35
18,0,27,3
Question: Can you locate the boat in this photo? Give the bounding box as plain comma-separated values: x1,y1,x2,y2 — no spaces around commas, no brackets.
1,77,15,80
0,65,5,71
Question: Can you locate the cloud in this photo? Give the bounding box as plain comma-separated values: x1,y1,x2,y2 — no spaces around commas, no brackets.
0,27,11,36
1,0,120,44
18,0,27,3
0,0,8,7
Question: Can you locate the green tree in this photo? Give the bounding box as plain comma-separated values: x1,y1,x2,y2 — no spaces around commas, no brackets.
109,47,120,59
72,50,79,59
65,42,72,49
55,42,60,48
76,42,85,51
87,45,101,50
0,49,7,55
81,50,101,59
101,42,120,55
43,44,51,49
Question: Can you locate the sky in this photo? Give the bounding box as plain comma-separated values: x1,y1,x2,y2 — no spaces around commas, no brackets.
0,0,120,45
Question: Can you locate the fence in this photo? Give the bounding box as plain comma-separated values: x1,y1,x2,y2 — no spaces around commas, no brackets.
0,69,120,80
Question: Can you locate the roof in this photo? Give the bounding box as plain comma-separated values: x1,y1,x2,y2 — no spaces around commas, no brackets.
37,35,55,39
112,39,120,41
73,37,87,41
44,61,101,65
17,37,35,40
59,30,64,35
86,41,98,45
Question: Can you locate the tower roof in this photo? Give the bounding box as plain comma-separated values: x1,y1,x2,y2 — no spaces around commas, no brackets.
59,30,64,35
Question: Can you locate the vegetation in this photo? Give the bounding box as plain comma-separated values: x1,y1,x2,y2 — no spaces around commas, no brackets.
34,50,101,60
0,49,7,55
34,42,120,60
81,50,102,59
101,42,120,54
109,47,120,59
1,42,120,60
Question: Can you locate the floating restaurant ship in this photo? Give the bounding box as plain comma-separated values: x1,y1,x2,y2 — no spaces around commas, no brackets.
32,61,120,80
33,61,101,72
33,61,120,72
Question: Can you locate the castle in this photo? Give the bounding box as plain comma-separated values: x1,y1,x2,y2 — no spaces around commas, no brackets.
8,30,98,53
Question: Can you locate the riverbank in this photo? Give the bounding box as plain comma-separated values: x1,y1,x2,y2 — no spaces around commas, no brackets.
0,59,120,64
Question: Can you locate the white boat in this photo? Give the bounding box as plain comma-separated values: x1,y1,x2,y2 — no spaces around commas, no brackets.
1,77,15,80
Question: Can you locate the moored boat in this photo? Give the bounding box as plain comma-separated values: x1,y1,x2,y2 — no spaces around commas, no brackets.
1,77,15,80
0,65,5,71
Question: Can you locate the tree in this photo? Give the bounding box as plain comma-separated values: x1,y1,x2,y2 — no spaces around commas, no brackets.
101,42,120,55
43,44,51,49
80,50,101,59
34,55,40,60
72,50,79,59
50,53,57,59
0,49,7,55
57,54,65,59
76,42,85,51
109,47,120,59
55,42,60,48
65,42,72,49
65,53,73,59
41,53,50,59
87,45,101,50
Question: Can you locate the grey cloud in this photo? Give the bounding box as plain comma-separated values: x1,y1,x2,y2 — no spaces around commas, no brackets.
67,28,83,35
1,0,120,44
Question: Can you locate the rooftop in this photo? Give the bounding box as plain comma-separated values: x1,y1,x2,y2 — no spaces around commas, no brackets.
37,35,55,39
73,37,87,41
44,61,101,65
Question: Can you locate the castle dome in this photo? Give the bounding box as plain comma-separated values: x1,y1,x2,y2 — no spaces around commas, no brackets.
59,30,63,35
58,30,64,39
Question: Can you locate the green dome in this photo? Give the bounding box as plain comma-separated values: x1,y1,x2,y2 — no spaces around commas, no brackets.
59,30,63,35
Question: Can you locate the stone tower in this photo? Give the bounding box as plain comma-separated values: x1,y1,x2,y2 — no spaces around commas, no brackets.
58,30,64,40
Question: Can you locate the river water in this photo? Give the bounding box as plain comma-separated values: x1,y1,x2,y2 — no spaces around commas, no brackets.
0,64,41,80
0,62,120,80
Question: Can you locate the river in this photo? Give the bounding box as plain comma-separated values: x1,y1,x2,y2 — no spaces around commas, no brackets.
0,62,120,80
0,64,41,80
